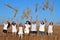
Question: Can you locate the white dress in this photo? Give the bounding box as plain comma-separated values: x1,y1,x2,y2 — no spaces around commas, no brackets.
3,23,8,30
12,25,17,33
39,24,45,32
48,25,53,33
24,24,30,34
31,24,37,31
18,27,23,35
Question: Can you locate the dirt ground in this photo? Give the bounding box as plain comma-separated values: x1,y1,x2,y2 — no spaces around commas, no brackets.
0,25,60,40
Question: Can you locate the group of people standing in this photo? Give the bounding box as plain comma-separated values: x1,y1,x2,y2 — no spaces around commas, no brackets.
3,16,54,39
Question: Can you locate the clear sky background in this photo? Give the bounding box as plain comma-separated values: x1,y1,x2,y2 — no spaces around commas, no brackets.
0,0,60,25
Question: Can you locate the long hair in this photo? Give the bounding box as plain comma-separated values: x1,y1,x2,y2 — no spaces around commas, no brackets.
12,22,16,25
7,21,10,28
25,21,31,25
19,23,23,27
49,22,53,25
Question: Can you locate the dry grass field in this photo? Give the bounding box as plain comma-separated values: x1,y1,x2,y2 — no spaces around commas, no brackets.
0,25,60,40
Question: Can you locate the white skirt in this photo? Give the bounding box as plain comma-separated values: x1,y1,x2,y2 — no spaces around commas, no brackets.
48,29,53,33
48,26,53,34
24,28,29,34
18,31,23,35
12,29,17,33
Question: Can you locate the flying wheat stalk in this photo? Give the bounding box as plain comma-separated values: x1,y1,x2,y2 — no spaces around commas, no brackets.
22,8,30,19
5,4,18,17
5,4,18,21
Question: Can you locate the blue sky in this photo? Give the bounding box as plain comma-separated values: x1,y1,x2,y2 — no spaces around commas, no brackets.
0,0,60,24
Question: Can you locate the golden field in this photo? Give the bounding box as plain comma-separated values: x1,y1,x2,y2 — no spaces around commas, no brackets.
0,25,60,40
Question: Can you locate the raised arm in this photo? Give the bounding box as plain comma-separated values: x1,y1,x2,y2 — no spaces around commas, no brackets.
30,16,33,24
15,18,18,25
44,18,47,24
36,16,38,24
2,17,4,24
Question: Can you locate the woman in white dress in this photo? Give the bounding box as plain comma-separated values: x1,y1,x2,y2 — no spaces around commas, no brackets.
18,23,23,39
24,21,31,40
24,21,31,35
48,22,54,35
12,22,17,37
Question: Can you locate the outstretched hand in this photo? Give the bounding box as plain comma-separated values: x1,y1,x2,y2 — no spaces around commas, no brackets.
2,17,4,24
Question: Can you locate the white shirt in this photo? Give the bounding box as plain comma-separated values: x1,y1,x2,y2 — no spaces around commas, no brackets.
48,25,53,33
18,27,23,34
12,25,17,32
39,24,45,31
3,23,8,30
31,24,37,31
